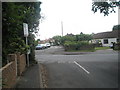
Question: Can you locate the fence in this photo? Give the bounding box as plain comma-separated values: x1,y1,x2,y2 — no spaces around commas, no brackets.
1,53,26,88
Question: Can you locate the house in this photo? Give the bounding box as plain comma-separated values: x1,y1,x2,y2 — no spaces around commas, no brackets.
39,38,55,45
92,30,120,47
66,33,74,36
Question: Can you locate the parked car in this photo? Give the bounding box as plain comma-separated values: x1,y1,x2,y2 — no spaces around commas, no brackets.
45,43,51,48
36,44,43,50
40,44,47,49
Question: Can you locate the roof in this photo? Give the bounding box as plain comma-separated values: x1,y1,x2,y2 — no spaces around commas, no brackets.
93,30,120,39
66,33,74,36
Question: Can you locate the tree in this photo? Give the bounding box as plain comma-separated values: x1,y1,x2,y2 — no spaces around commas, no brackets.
75,33,93,41
52,35,62,45
112,24,120,30
61,35,76,45
37,39,41,42
2,2,42,66
92,1,120,16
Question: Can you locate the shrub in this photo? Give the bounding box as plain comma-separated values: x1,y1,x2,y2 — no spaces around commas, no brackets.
114,42,120,50
64,41,94,51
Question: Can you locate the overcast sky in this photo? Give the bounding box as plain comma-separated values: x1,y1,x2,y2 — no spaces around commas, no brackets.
36,0,118,40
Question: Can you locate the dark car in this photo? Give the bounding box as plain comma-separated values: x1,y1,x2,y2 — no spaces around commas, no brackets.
36,44,43,50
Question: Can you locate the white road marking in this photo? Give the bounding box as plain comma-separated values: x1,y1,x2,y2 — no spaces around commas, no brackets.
74,61,90,74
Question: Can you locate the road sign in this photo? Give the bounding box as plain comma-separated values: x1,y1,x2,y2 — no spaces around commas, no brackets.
23,23,28,37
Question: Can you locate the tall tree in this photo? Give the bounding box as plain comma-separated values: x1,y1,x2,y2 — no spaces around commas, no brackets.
2,2,42,66
92,1,120,16
112,24,120,30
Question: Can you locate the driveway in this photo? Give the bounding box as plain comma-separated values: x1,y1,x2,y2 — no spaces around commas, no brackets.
35,46,118,88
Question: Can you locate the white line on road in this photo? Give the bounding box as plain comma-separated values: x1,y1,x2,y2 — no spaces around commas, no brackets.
74,61,90,74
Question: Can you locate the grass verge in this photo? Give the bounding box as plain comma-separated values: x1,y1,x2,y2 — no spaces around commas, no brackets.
95,47,110,50
65,49,95,52
65,47,111,52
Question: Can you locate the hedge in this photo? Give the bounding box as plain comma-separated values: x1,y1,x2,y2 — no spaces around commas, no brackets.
64,41,95,51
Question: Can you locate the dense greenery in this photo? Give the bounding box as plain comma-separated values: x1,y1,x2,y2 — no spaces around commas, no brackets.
52,33,94,51
61,36,76,45
64,41,94,51
2,2,42,66
61,33,93,45
92,1,120,16
112,24,120,30
95,47,110,50
52,35,62,45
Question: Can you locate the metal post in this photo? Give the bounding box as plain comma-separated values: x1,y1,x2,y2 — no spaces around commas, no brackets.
26,37,29,67
61,21,63,36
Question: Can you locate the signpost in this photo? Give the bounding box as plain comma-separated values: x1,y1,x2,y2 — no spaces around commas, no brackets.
23,23,29,67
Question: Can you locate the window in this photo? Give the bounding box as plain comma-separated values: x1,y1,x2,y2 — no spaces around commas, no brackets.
104,39,108,44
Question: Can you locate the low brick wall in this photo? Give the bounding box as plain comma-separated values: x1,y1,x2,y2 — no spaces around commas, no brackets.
2,61,17,88
1,53,26,88
17,53,26,76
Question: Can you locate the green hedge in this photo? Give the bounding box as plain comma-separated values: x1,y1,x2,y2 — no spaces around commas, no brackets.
64,41,95,51
114,42,120,50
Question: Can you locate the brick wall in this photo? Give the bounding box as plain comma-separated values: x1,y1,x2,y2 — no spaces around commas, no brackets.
1,53,26,88
2,61,17,88
17,53,26,76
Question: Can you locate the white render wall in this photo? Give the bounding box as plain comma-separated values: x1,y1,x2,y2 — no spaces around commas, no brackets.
99,38,117,47
92,38,117,47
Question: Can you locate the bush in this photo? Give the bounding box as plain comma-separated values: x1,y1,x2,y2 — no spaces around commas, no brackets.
64,41,95,51
114,42,120,50
64,41,77,51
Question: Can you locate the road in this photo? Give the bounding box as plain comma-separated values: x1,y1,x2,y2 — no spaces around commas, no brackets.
35,46,118,88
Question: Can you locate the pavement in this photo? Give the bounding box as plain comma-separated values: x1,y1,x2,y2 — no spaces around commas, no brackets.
15,64,42,88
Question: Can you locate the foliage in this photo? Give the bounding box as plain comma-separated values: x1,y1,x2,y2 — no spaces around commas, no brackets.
52,35,62,45
61,36,76,45
2,2,42,66
60,33,93,44
75,33,93,41
112,24,120,30
64,41,78,50
64,41,94,51
52,33,93,46
92,1,120,16
95,47,110,50
28,33,36,62
113,42,120,50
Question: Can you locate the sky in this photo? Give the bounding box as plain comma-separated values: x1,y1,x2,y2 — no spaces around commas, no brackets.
36,0,118,40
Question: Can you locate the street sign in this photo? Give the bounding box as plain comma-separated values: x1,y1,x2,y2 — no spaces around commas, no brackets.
27,49,30,54
23,23,29,67
23,23,28,37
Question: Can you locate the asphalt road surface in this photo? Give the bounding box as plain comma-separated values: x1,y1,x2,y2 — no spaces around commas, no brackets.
35,46,119,88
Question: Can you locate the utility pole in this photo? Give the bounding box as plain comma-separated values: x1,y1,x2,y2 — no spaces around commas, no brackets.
61,21,63,36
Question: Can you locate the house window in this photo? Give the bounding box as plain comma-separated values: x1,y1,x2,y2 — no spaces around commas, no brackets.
104,39,108,44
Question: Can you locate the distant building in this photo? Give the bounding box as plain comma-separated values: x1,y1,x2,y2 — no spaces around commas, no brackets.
92,30,120,47
65,33,74,36
39,38,55,45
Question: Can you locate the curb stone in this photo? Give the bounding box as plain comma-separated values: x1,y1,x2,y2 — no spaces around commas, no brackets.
39,63,48,88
